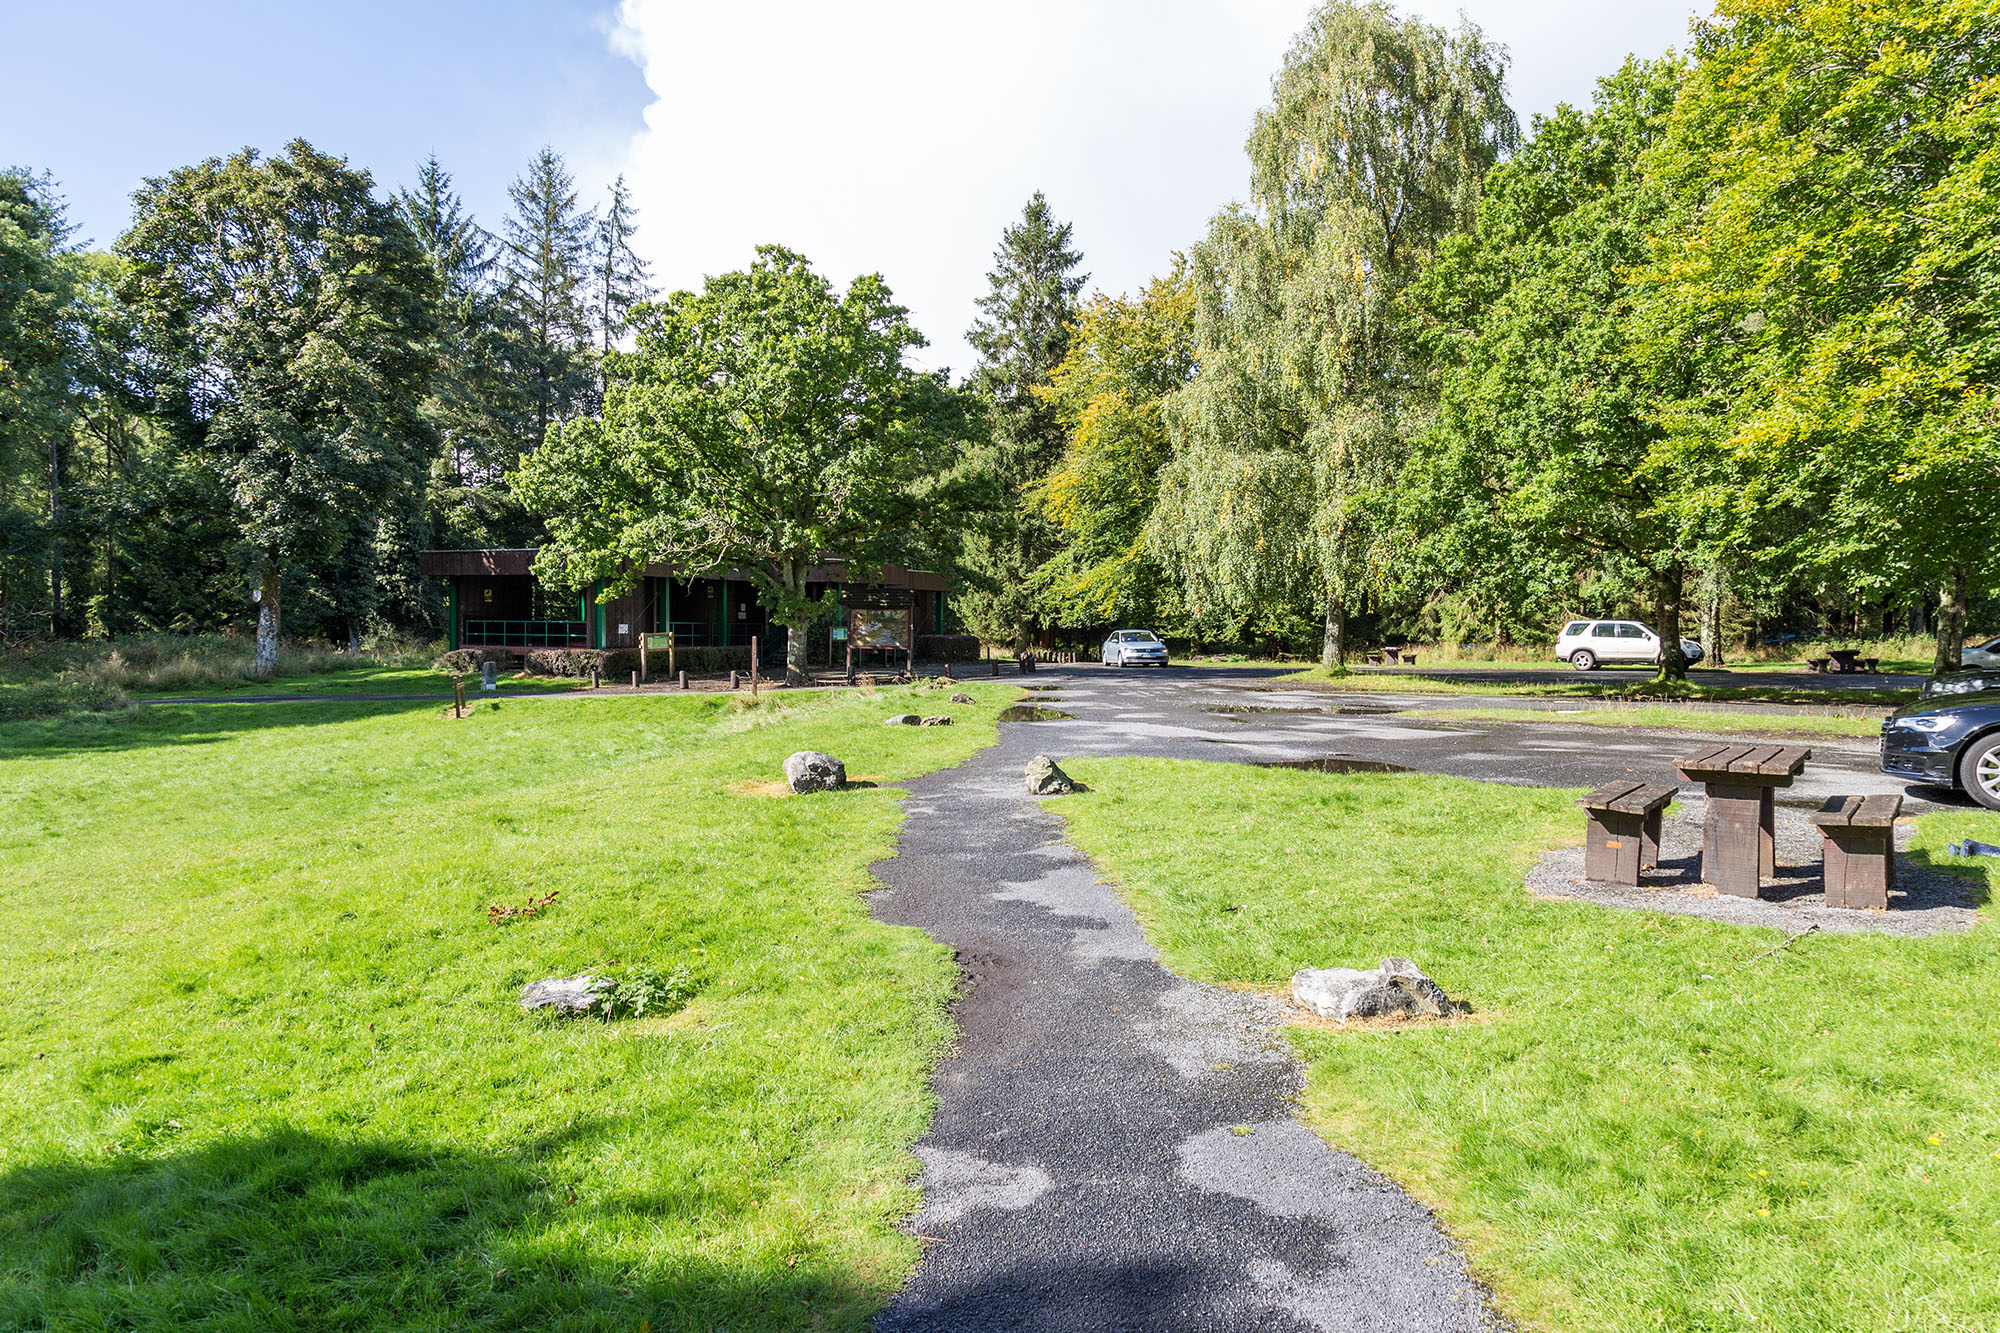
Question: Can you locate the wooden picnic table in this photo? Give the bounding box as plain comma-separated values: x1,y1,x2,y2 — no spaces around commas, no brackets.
1827,648,1861,673
1674,744,1812,898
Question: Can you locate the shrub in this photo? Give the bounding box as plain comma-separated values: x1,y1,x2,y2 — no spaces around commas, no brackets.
523,649,606,677
918,634,980,663
592,963,700,1021
0,679,128,722
433,648,508,674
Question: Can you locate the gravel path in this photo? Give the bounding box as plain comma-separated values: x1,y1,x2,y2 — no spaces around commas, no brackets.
869,712,1503,1332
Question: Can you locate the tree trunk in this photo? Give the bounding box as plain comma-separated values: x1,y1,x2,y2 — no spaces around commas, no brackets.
1698,564,1726,668
785,617,810,685
253,567,282,677
1319,596,1346,671
1654,567,1687,682
1933,568,1968,676
47,433,61,636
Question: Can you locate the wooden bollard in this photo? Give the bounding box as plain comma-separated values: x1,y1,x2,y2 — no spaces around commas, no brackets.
679,669,688,690
991,660,1000,677
730,669,739,690
453,675,466,718
589,667,600,689
631,670,639,689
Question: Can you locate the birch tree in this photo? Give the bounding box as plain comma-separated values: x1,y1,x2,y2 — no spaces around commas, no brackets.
1155,0,1513,667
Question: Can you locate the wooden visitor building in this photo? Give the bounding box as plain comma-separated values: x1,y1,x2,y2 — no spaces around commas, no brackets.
417,548,950,657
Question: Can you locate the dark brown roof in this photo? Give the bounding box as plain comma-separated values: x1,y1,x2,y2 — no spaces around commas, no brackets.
416,549,948,592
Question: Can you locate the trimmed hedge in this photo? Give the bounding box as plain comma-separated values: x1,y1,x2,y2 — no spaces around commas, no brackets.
918,634,980,663
432,649,508,674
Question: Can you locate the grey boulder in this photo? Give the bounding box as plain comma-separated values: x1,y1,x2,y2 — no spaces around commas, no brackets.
950,693,976,705
1291,957,1453,1022
1025,754,1076,796
783,750,848,793
520,974,612,1013
920,715,952,727
884,713,921,726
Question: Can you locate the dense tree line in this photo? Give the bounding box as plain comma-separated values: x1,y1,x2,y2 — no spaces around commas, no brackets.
0,141,650,655
960,0,1998,675
5,0,1993,678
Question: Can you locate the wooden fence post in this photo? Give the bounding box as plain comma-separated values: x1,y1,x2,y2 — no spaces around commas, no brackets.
639,635,648,683
453,675,466,718
751,636,759,699
667,632,676,680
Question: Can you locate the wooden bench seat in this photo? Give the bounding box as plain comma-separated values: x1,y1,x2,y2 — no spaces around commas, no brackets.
1809,794,1902,909
1577,780,1677,884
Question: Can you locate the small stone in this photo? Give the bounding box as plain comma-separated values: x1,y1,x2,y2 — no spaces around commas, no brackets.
884,713,921,726
1291,957,1454,1022
950,693,975,705
520,974,612,1013
1025,753,1075,795
783,750,847,793
920,715,952,727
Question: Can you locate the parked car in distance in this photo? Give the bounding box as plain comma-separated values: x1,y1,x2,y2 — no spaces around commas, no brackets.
1555,620,1707,671
1881,676,2000,810
1101,630,1169,668
1961,635,2000,669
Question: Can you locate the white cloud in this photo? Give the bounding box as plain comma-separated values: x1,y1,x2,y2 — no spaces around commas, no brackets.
606,0,1698,376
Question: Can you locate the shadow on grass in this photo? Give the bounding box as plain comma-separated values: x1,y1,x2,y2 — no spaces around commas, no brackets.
0,1127,881,1332
0,697,444,760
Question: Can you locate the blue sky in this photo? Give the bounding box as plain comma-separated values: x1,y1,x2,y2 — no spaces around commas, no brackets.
4,0,1699,374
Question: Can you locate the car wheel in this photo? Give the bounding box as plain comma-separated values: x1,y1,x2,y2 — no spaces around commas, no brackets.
1959,733,2000,811
1570,650,1597,672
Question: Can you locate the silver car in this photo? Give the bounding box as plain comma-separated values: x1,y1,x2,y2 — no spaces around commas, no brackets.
1102,630,1169,668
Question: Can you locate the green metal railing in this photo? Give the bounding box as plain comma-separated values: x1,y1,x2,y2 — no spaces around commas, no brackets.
462,619,590,648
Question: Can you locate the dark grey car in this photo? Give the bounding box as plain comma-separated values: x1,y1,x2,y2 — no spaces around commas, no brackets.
1881,672,2000,810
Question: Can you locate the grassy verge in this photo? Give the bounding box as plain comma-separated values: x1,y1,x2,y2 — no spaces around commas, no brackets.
1049,757,1999,1333
1285,665,1919,708
135,664,584,699
1405,705,1886,739
0,681,1011,1331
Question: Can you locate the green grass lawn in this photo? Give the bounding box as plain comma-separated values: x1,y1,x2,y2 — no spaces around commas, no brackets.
1406,705,1887,739
0,682,1008,1331
1287,665,1920,708
1049,758,2000,1333
134,664,584,698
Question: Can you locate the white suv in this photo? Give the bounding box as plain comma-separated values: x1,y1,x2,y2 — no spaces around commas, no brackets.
1556,620,1706,671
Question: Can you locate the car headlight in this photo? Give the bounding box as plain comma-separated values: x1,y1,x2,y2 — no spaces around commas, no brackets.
1897,715,1955,732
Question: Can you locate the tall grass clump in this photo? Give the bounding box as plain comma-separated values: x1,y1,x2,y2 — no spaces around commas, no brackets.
0,631,439,693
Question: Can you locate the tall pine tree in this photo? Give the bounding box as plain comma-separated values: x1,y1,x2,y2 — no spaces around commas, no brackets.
592,174,654,369
500,147,595,461
956,191,1085,648
398,154,532,548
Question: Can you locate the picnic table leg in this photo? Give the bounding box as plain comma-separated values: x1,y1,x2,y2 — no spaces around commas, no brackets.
1584,809,1646,884
1642,806,1664,872
1820,826,1892,910
1701,781,1767,898
1759,787,1776,878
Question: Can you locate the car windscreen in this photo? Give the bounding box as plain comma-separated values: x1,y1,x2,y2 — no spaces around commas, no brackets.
1124,632,1159,642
